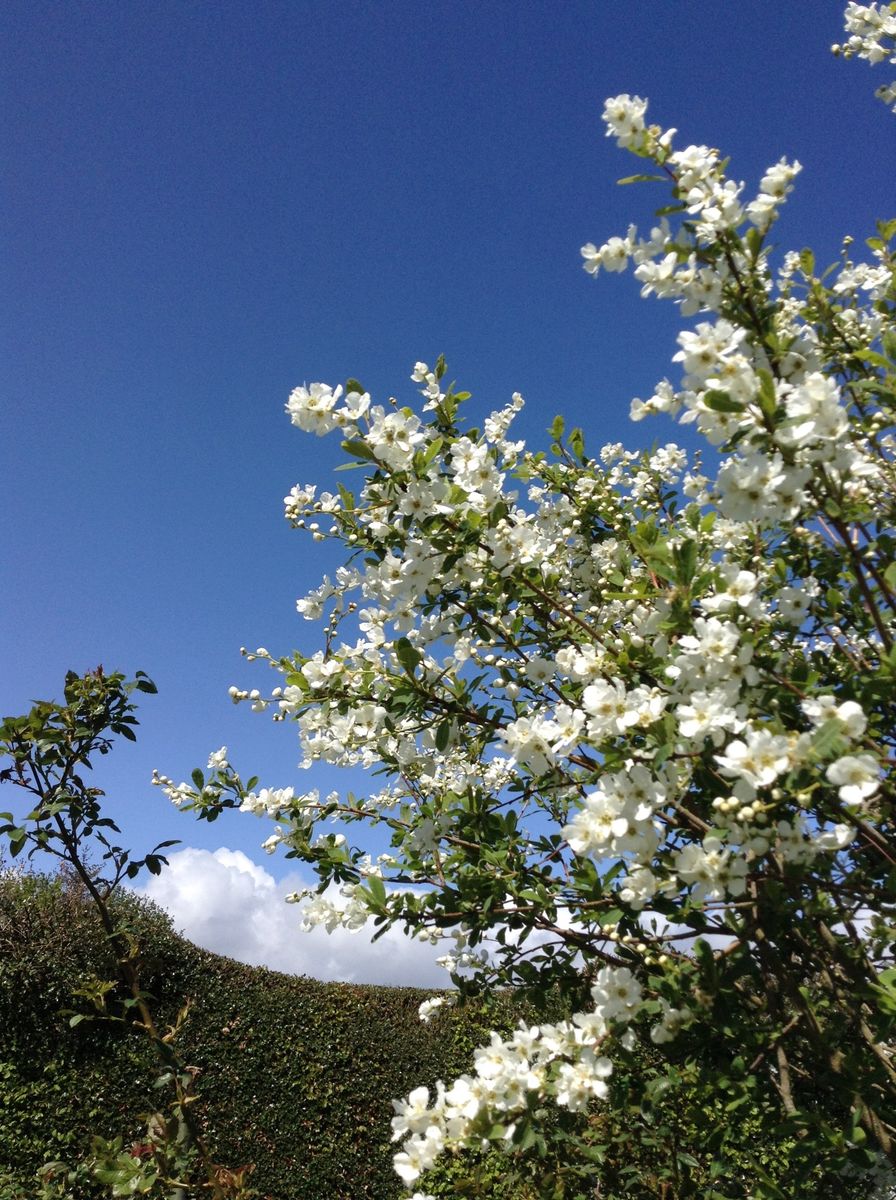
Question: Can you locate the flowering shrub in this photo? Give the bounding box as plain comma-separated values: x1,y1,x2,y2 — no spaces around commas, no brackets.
159,7,896,1197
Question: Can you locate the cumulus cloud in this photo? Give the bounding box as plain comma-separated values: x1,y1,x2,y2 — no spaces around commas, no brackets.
138,846,449,987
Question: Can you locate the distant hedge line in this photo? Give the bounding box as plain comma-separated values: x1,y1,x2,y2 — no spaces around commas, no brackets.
0,872,875,1200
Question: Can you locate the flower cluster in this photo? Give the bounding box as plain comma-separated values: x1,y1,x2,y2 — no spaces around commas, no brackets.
833,1,896,108
391,965,641,1185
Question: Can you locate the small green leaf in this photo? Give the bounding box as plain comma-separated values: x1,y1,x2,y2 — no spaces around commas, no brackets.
568,427,585,460
756,368,777,419
746,227,764,259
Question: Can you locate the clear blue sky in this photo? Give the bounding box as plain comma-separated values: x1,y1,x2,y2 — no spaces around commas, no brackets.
3,0,893,880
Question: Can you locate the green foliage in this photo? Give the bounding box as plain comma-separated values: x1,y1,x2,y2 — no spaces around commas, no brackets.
0,670,250,1198
421,1029,876,1200
0,871,877,1200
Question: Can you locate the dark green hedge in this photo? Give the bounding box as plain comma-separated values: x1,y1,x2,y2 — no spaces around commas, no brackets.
0,871,514,1200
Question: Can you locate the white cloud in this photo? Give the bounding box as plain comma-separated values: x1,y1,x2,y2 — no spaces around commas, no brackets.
138,846,449,987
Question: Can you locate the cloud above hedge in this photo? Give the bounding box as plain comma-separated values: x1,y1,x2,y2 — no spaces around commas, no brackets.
139,846,449,987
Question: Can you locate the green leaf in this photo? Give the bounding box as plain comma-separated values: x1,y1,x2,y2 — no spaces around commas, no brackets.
746,227,763,259
673,539,698,585
703,390,744,414
755,368,777,419
810,718,846,760
420,435,444,468
567,427,585,460
617,172,665,185
394,637,422,676
341,438,376,462
367,875,387,909
345,377,365,394
871,967,896,1015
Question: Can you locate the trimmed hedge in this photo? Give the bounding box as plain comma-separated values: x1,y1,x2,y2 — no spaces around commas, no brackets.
0,871,516,1200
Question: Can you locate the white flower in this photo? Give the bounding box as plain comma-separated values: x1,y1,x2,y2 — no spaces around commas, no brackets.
617,865,659,910
677,689,741,741
285,382,342,435
562,789,627,857
716,729,793,789
367,407,427,469
582,678,639,734
826,754,880,804
555,1050,613,1110
418,995,454,1023
675,836,747,901
206,746,228,771
650,1000,693,1044
581,236,630,275
590,966,642,1021
602,94,649,148
677,616,740,661
776,586,813,625
391,1086,433,1140
393,1125,445,1185
802,696,868,739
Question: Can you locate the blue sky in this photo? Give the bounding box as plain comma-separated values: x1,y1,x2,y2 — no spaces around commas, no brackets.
2,1,893,974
